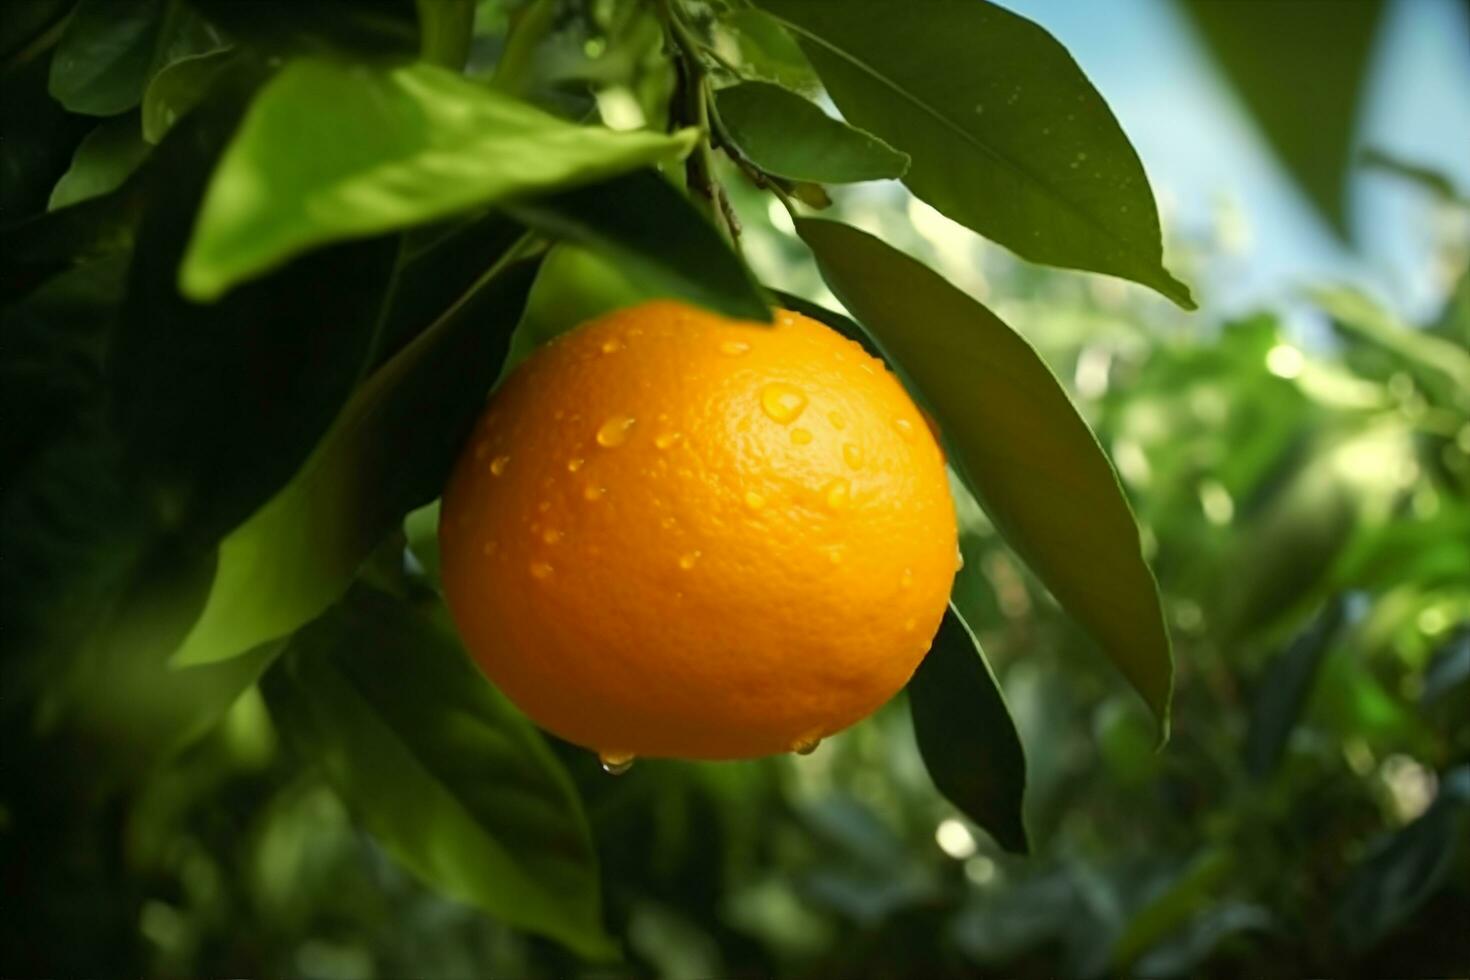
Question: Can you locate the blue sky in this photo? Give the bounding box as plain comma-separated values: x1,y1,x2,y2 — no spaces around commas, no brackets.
1000,0,1470,323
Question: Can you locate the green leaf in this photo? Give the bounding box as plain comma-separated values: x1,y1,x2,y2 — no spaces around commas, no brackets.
1244,598,1345,779
415,0,474,70
179,59,699,300
171,260,539,667
1311,285,1470,408
909,607,1028,854
798,218,1173,730
113,93,401,544
187,0,419,59
505,169,771,322
261,586,613,958
756,0,1193,307
141,47,236,144
713,81,908,183
1178,0,1384,236
1333,766,1470,952
47,114,151,210
48,0,170,115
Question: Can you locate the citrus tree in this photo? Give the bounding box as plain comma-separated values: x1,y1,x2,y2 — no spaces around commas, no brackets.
8,0,1199,964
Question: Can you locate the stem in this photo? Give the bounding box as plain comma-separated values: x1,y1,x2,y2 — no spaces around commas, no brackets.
657,0,736,246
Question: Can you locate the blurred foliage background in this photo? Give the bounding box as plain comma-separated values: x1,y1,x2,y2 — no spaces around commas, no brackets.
4,0,1470,977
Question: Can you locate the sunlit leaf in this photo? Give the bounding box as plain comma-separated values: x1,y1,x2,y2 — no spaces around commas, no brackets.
799,218,1173,729
172,260,539,666
179,59,698,300
262,586,613,957
909,607,1029,854
713,81,908,183
756,0,1193,307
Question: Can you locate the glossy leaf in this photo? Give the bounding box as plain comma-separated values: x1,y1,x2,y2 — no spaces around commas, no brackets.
179,59,699,300
713,81,908,183
262,586,612,957
757,0,1193,307
47,115,151,210
171,260,539,667
909,607,1028,854
505,169,771,322
798,218,1173,729
1179,0,1384,236
1244,597,1345,778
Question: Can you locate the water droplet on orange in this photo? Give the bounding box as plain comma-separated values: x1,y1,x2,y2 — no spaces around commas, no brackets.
843,443,864,468
760,383,808,424
490,455,510,476
678,550,701,570
654,431,681,450
828,547,845,564
900,567,914,589
660,516,677,530
600,338,624,354
537,500,551,513
823,477,851,510
720,339,751,356
744,490,766,510
530,561,554,580
792,736,822,756
955,546,966,570
904,617,917,632
480,540,497,556
791,427,813,445
567,457,584,473
894,418,915,441
542,528,562,545
583,485,605,502
596,415,635,448
599,751,635,775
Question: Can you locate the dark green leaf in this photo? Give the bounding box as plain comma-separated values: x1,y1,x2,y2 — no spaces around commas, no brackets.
1110,849,1233,970
799,218,1173,729
113,93,400,545
47,114,151,210
715,8,820,94
188,0,419,59
141,47,235,143
179,59,697,300
757,0,1193,307
713,80,908,183
1244,597,1345,779
1333,766,1470,951
506,169,771,322
909,607,1028,854
172,260,539,666
261,586,613,957
1179,0,1385,236
48,0,169,115
1361,147,1469,206
416,0,474,70
2,54,95,219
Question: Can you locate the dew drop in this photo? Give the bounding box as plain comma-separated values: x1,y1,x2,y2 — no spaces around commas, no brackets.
792,736,822,756
791,427,813,445
583,485,605,502
654,431,681,450
597,415,635,447
720,339,751,356
744,490,767,510
955,546,966,571
828,411,846,430
542,528,562,545
760,383,808,424
823,477,851,510
488,455,510,476
530,561,554,580
599,751,635,775
894,418,915,442
900,567,914,589
600,338,624,354
660,515,677,530
567,457,584,473
678,550,702,570
843,443,864,468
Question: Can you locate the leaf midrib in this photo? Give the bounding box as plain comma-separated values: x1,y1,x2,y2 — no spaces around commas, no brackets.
768,12,1159,273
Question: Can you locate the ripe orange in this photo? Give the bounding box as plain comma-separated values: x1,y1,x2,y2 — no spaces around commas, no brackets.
439,301,957,762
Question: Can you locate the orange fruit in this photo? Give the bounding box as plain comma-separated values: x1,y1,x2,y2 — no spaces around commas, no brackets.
439,301,957,761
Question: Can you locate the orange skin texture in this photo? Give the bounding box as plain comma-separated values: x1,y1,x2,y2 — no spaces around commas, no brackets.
439,302,957,760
